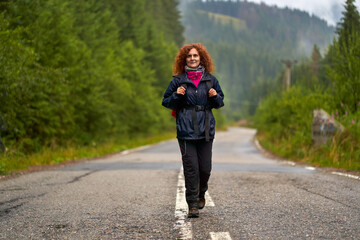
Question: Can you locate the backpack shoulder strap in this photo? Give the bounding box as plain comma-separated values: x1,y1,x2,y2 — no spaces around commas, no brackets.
205,75,213,92
206,80,212,92
204,77,213,142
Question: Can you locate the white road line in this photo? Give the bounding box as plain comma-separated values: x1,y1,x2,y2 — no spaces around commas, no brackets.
305,167,316,171
120,150,129,155
331,172,360,180
253,138,263,151
210,232,232,240
205,191,215,207
285,161,296,166
174,167,193,240
174,168,218,239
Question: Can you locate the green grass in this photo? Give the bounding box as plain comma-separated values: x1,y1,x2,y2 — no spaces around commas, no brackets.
252,86,360,173
257,131,360,173
0,132,176,175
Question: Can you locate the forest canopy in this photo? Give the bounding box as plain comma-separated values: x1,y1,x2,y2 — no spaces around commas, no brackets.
0,0,184,153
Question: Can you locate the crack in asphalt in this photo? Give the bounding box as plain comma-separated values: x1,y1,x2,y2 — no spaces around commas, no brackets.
67,170,99,184
295,185,359,210
0,170,99,216
0,203,24,216
0,197,23,206
45,170,100,186
0,170,100,218
0,192,47,217
0,187,27,193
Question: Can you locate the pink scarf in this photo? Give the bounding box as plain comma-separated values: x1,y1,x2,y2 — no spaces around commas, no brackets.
187,71,203,88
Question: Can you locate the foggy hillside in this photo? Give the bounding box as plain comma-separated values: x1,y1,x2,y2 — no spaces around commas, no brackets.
179,0,336,118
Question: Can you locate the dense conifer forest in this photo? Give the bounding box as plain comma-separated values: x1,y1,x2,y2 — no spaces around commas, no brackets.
0,0,183,156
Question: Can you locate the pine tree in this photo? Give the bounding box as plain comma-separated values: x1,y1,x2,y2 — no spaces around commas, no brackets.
336,0,360,49
311,44,321,76
327,0,360,112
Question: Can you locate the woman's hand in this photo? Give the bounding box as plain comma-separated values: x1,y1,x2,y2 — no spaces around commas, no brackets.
209,88,217,97
177,86,186,95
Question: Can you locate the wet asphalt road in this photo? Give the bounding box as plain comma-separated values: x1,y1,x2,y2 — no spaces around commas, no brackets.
0,127,359,239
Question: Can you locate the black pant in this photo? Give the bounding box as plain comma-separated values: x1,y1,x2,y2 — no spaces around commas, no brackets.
178,139,213,208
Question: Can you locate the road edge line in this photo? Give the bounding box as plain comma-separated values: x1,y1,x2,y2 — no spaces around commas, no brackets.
331,172,360,180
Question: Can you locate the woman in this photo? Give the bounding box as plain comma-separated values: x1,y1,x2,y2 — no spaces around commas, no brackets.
162,43,224,218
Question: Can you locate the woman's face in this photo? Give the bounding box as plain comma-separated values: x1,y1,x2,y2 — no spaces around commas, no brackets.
186,48,200,68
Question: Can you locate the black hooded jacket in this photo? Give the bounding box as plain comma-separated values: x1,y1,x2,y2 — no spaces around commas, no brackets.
162,71,224,140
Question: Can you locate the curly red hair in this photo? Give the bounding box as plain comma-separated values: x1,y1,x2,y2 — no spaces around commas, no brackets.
173,43,214,75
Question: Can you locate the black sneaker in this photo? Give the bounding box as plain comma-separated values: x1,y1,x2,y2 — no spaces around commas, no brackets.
188,208,199,218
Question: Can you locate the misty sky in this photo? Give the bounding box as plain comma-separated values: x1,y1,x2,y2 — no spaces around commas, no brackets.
247,0,360,26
